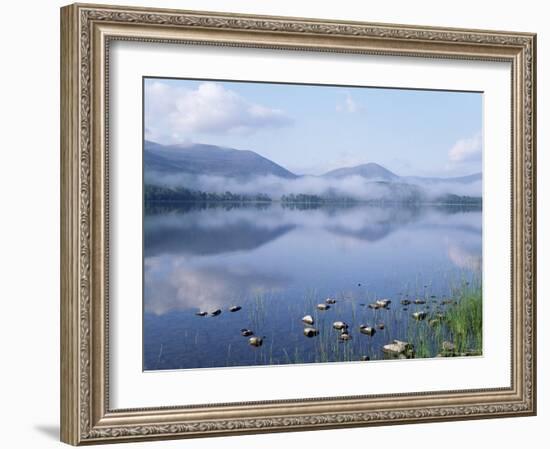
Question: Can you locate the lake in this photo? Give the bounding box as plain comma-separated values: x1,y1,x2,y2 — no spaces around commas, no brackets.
143,202,482,370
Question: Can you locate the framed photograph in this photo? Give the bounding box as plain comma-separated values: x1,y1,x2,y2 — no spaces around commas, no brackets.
60,3,537,445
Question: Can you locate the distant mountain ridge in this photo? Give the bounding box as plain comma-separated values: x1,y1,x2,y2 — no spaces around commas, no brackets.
145,140,481,185
145,140,297,179
323,163,399,181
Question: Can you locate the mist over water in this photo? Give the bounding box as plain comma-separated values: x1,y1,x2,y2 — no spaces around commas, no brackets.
145,171,482,201
143,202,482,370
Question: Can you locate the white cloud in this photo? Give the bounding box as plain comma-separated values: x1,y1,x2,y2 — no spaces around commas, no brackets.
448,132,482,163
336,92,364,114
145,81,292,143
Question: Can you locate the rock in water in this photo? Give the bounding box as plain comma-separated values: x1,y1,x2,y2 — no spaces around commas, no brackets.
376,299,391,308
360,356,370,361
376,323,385,330
383,340,415,358
240,329,253,337
303,327,319,338
325,297,337,304
400,299,411,306
317,303,330,311
332,321,348,330
195,311,207,317
248,336,263,347
339,332,352,341
412,311,427,320
302,315,314,325
359,325,376,336
210,309,222,317
441,341,456,352
229,306,241,312
414,299,426,305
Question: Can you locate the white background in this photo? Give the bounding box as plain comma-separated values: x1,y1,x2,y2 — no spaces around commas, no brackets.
111,43,511,408
0,0,546,448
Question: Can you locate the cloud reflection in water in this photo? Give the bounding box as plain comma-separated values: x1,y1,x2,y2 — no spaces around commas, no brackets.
144,257,288,315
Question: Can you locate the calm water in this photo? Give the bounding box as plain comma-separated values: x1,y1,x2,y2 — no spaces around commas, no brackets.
143,202,482,370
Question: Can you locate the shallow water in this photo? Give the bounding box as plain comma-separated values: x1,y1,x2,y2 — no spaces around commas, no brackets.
143,202,482,370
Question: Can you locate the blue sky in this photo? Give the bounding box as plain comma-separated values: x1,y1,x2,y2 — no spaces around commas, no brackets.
144,77,482,177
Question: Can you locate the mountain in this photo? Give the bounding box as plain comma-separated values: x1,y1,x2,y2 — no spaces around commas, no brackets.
143,140,481,204
144,140,297,179
323,163,481,185
323,163,399,181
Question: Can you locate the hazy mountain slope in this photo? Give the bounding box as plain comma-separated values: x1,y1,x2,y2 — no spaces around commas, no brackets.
323,162,399,181
143,140,481,202
144,140,297,179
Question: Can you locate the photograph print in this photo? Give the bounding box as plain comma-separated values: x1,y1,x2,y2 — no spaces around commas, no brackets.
143,78,483,371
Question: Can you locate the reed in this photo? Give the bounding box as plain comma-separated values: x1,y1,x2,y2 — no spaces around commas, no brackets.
236,276,482,365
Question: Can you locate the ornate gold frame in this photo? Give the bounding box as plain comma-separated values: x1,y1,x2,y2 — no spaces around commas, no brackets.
60,3,537,445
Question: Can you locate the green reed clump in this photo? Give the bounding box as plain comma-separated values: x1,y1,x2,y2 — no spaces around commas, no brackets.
233,276,481,366
445,283,482,354
401,277,481,359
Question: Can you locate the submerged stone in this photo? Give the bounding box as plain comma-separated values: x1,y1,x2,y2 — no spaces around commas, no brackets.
302,315,314,325
376,299,391,308
339,332,352,341
359,325,375,336
383,340,415,358
303,327,319,338
248,336,263,347
441,341,456,352
332,321,348,330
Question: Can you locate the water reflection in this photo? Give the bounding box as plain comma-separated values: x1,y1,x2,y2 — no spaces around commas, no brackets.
145,202,481,257
145,213,294,257
143,202,482,369
145,260,289,314
145,202,481,312
447,242,482,271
